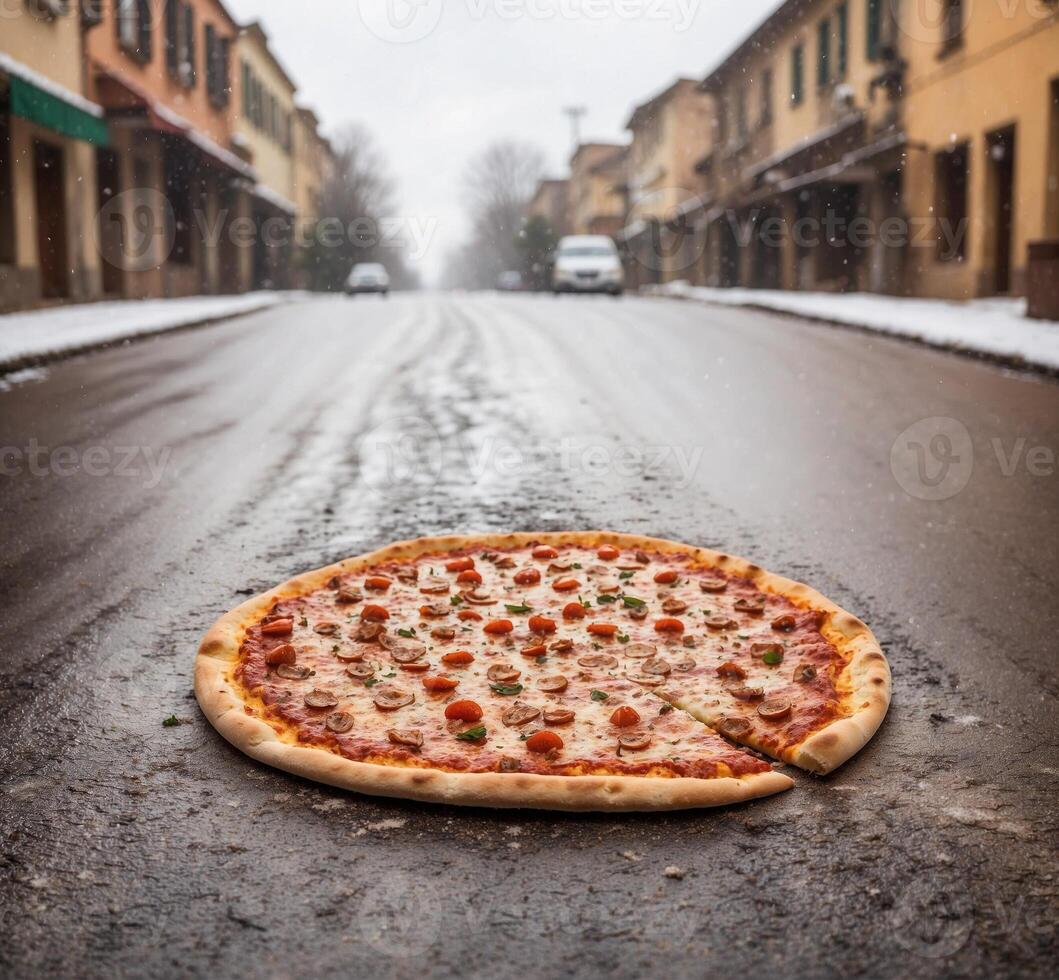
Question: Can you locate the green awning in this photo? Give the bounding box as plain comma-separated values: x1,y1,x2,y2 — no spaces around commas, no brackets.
9,75,109,146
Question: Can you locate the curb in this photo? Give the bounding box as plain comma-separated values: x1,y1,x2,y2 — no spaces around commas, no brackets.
0,299,286,376
646,290,1059,381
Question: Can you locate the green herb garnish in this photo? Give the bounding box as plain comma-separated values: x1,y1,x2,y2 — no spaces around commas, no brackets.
456,725,487,742
505,603,532,614
619,571,634,580
450,595,463,606
162,715,181,728
364,677,380,688
617,633,631,644
596,594,618,604
622,595,646,608
397,627,416,638
490,683,523,696
591,690,609,702
762,650,784,666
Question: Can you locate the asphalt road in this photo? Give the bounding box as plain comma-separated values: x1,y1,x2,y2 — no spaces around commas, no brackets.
1,292,1056,979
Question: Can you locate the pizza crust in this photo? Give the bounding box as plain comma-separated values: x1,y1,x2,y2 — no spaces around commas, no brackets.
195,531,890,807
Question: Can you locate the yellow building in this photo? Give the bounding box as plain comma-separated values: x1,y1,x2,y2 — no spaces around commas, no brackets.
0,3,107,310
234,21,298,288
901,1,1059,298
291,105,334,285
526,178,570,237
568,142,628,237
695,0,907,292
620,78,713,287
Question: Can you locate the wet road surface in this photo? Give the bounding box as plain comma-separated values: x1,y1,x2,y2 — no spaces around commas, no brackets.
1,293,1057,978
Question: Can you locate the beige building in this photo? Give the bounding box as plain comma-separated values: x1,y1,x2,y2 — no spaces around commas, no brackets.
901,1,1059,299
620,78,713,287
568,142,628,238
234,21,298,288
291,105,334,284
526,178,570,237
1,4,107,310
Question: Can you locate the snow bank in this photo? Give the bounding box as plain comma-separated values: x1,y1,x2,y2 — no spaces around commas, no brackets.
650,282,1059,373
0,293,289,370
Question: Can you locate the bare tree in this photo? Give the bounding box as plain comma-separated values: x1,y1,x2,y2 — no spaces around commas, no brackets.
305,124,418,291
450,140,545,289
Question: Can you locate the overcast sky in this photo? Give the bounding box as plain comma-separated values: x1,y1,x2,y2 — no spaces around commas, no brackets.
224,0,784,284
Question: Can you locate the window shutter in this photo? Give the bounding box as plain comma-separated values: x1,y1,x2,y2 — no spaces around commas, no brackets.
837,4,848,76
185,5,197,86
867,0,881,61
219,38,231,106
817,18,830,87
205,24,216,101
165,0,179,79
138,0,153,61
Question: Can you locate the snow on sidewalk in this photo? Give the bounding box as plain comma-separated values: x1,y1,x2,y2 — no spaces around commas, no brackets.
0,293,290,371
651,281,1059,373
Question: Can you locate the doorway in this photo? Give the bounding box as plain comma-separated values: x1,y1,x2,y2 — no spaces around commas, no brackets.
987,125,1016,295
34,140,69,299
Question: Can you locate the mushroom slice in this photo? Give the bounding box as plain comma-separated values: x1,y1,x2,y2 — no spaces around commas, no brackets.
698,576,727,593
757,697,792,721
718,716,752,739
462,589,497,605
419,603,449,618
304,689,340,710
681,635,697,648
794,663,818,683
354,622,387,643
641,657,672,676
726,683,764,701
333,647,365,663
547,560,575,573
674,658,696,672
549,639,575,653
628,606,649,622
617,731,652,751
772,614,797,632
487,663,521,683
276,664,313,680
705,615,737,631
325,711,355,734
622,642,657,660
346,663,377,681
501,702,542,727
490,555,517,569
373,685,415,711
627,675,666,688
498,756,522,772
336,588,364,604
634,551,650,565
313,621,341,636
577,653,618,669
386,640,427,665
431,627,456,640
395,567,419,584
661,598,688,615
734,595,767,615
596,579,622,594
543,708,575,726
387,728,424,748
419,576,450,594
538,675,569,693
585,564,610,577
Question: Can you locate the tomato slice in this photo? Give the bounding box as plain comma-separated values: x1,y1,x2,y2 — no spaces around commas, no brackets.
422,675,459,692
654,618,685,634
483,619,514,635
587,623,618,637
610,706,640,728
654,570,679,584
446,557,475,572
442,650,475,666
261,618,294,636
444,699,483,722
532,546,558,560
521,644,547,659
456,569,483,585
525,730,563,753
365,576,393,591
527,616,557,634
514,568,541,586
597,545,620,560
361,605,390,621
563,603,587,620
457,609,483,621
552,578,581,593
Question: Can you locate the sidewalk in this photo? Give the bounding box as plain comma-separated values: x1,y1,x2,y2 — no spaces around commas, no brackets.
648,281,1059,374
0,293,293,372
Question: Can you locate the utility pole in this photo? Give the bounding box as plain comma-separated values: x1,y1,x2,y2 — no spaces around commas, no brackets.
562,106,587,152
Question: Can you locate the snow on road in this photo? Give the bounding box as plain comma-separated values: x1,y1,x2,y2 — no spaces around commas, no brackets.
651,281,1059,372
0,293,291,370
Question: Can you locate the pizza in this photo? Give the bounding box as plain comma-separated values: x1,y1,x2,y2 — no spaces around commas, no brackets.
195,533,890,811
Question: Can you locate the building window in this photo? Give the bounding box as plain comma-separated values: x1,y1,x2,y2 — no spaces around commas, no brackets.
164,143,193,266
818,17,831,87
760,68,773,128
866,0,882,61
204,25,231,108
935,143,969,261
791,43,805,105
940,0,965,56
117,0,153,63
736,85,748,142
836,3,848,77
165,1,196,87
